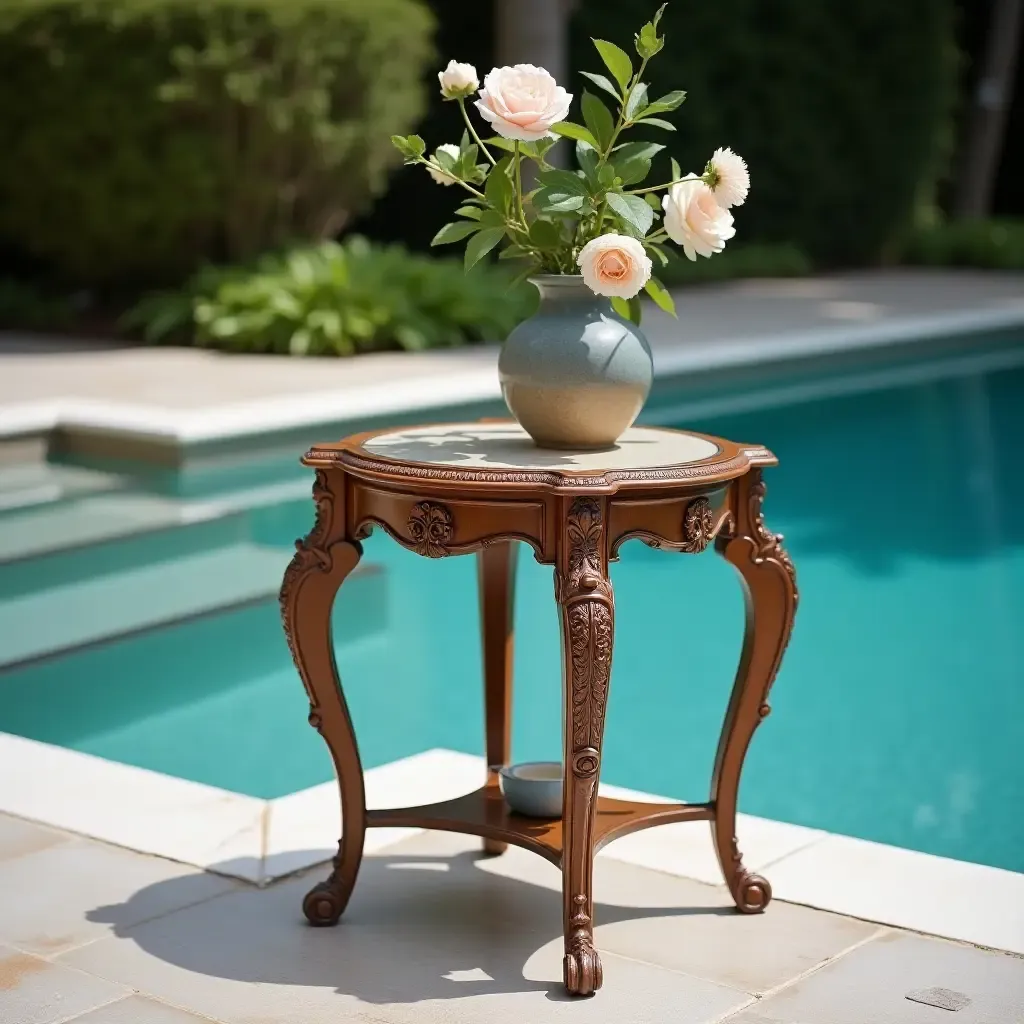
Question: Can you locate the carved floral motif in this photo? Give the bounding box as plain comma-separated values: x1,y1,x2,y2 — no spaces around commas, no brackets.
747,473,798,603
680,497,715,553
407,501,453,558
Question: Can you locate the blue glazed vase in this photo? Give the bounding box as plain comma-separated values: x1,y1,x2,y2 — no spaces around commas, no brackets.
499,275,653,449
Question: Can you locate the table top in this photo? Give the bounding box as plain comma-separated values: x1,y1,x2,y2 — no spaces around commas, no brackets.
305,422,774,493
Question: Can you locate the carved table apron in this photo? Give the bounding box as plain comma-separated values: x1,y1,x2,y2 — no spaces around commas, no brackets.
279,422,798,998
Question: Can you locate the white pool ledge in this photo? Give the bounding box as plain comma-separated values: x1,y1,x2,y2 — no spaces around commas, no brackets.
0,734,1021,955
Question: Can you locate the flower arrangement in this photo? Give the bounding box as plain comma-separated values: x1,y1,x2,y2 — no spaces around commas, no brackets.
391,4,748,323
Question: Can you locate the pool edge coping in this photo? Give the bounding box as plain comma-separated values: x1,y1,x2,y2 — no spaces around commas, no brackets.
2,734,1021,955
3,305,1023,450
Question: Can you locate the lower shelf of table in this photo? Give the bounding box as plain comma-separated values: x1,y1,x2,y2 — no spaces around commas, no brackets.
366,775,714,866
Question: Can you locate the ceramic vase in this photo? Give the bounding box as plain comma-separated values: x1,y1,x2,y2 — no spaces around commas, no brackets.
498,275,653,449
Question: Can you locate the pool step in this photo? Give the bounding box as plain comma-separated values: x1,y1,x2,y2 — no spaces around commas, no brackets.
0,542,293,670
0,461,126,514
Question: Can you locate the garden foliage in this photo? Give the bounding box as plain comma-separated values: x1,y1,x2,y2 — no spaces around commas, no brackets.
0,0,434,287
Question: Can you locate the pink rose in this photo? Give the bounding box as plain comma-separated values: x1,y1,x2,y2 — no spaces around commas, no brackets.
438,61,478,100
662,178,736,261
577,233,652,299
475,64,572,142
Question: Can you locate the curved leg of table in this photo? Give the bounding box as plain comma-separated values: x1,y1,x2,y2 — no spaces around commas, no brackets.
556,498,614,997
478,541,517,856
712,469,798,913
280,471,366,926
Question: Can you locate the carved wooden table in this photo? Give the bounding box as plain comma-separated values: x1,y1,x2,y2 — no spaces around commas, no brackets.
280,421,797,997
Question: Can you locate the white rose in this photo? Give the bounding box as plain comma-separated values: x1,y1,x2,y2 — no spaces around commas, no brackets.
577,233,652,299
662,178,736,261
438,61,479,100
426,144,461,186
475,64,572,142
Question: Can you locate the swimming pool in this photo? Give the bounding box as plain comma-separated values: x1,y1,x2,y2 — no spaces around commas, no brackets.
1,334,1022,873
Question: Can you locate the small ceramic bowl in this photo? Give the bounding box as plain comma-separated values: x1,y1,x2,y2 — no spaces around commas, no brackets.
497,761,563,818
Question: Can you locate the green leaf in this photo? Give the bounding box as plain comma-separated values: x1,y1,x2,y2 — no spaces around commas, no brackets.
551,121,599,148
484,156,513,210
581,92,615,151
644,193,662,210
652,2,668,30
434,147,457,172
636,116,676,131
484,136,518,154
534,188,586,214
498,243,531,260
611,295,643,325
465,227,505,269
576,140,599,184
455,206,482,219
611,141,664,185
591,38,632,91
391,134,424,160
455,144,479,178
635,21,664,59
671,157,682,181
645,242,670,266
644,277,677,317
606,192,654,238
529,218,562,248
641,90,687,116
431,221,480,246
624,82,648,121
580,71,621,103
537,167,589,196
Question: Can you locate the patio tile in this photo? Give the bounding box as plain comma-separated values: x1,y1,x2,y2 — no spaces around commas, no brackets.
587,857,881,993
59,831,750,1024
767,832,1024,954
597,785,826,886
722,930,1024,1024
0,835,238,956
0,813,72,864
0,943,127,1024
66,994,227,1022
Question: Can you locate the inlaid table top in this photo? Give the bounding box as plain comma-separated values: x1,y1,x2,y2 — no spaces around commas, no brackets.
305,421,776,492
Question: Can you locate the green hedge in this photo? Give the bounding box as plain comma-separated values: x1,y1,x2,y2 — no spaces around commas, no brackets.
123,238,537,354
901,218,1024,270
571,1,958,266
0,0,434,288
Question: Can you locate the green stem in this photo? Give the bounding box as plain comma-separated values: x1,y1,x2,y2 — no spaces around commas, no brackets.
458,98,496,166
514,141,526,227
415,157,486,199
629,174,700,196
599,55,651,162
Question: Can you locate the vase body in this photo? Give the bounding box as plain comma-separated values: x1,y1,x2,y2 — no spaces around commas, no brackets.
498,275,653,449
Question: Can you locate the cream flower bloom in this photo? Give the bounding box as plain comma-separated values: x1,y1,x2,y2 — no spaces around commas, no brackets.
426,144,461,186
706,147,749,208
662,178,736,261
577,233,652,299
438,61,479,100
475,64,572,142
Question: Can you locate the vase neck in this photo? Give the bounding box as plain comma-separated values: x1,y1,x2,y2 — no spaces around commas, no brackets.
530,275,605,307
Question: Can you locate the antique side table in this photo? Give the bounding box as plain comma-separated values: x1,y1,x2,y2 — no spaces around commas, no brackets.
279,421,797,997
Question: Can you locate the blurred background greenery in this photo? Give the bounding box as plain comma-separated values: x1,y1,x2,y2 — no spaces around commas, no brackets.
0,0,1020,351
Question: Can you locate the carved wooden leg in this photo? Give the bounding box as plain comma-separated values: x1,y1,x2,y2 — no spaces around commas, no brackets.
478,541,517,855
712,469,798,913
279,470,367,926
556,498,613,997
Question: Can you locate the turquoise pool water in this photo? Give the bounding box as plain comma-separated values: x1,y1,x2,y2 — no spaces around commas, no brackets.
2,338,1023,872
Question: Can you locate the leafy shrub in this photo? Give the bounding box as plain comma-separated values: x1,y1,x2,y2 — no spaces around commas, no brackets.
123,239,537,355
901,219,1024,270
570,1,958,266
0,0,434,289
657,244,812,287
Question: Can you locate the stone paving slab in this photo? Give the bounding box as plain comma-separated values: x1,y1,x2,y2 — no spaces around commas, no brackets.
723,930,1024,1024
0,944,127,1024
2,812,1021,1024
0,832,238,957
65,994,227,1023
